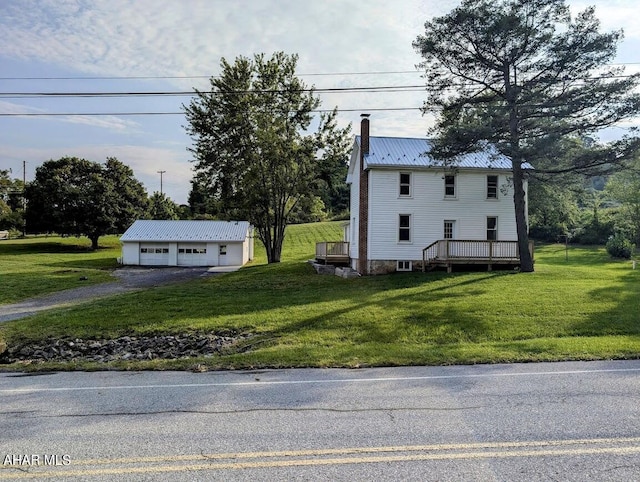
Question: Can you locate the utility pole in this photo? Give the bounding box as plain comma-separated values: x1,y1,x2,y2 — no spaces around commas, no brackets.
157,170,166,195
22,161,26,237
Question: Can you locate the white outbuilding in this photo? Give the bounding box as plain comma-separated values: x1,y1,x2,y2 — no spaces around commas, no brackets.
120,220,254,267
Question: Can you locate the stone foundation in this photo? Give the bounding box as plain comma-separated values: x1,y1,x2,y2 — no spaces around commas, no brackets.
311,259,424,276
368,260,424,275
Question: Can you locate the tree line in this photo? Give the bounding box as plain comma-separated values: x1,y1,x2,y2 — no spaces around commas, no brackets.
1,160,189,249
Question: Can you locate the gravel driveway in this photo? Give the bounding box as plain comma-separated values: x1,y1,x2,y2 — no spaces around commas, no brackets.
0,266,240,323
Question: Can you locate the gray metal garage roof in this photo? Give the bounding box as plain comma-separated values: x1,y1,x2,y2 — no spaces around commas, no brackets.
356,136,533,170
120,220,251,242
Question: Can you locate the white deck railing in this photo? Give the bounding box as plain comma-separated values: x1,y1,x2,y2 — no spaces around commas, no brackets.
423,239,534,265
316,241,350,259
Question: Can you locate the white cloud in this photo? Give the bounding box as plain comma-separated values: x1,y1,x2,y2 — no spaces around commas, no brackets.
61,114,139,131
0,0,448,79
0,100,44,114
0,100,140,131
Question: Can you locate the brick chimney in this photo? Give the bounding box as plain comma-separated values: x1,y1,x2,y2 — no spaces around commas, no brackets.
358,114,370,275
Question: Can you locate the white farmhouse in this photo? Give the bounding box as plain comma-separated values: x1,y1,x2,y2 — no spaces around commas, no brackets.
324,115,533,275
120,220,253,267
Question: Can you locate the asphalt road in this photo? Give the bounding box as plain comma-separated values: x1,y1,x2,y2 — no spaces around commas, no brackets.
1,360,640,481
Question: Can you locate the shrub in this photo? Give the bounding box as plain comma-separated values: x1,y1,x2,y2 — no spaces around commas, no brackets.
606,234,635,259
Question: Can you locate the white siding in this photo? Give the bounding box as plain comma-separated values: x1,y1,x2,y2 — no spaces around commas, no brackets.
367,168,521,261
222,242,244,266
348,147,361,268
121,242,140,265
122,239,252,267
241,231,254,265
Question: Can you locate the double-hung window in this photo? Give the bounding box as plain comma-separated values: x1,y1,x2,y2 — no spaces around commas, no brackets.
399,172,411,197
444,175,456,198
399,214,411,242
486,217,498,241
487,175,498,199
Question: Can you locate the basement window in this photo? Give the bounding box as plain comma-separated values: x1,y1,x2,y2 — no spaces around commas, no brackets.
397,260,412,272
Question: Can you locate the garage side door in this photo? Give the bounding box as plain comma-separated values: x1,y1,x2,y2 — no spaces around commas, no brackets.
177,243,208,266
139,243,170,265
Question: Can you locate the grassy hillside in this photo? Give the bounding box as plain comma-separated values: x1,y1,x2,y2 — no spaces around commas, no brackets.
252,221,344,263
1,222,639,369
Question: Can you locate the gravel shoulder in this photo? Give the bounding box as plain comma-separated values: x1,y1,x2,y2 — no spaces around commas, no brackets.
0,266,240,322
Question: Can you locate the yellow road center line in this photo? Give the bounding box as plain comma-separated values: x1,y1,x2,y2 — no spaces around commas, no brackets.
63,436,640,466
2,439,640,479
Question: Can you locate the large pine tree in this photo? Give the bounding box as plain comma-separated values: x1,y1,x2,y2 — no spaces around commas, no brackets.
414,0,640,272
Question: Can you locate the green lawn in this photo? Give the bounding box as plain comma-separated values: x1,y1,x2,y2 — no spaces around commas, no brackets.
0,235,121,304
1,222,639,370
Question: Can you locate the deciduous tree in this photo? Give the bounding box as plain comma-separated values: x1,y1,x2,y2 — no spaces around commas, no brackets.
414,0,640,272
0,169,24,232
184,52,350,263
25,157,148,249
605,157,640,246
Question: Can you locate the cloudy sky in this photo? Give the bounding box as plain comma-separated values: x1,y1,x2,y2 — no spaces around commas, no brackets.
1,0,639,204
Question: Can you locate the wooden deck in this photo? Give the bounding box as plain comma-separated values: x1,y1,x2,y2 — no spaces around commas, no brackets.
422,240,534,273
315,241,350,265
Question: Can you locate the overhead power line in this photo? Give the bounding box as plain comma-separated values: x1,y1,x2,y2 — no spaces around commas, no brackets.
0,63,639,81
1,75,639,116
0,85,427,99
0,70,423,81
0,107,424,117
0,73,636,99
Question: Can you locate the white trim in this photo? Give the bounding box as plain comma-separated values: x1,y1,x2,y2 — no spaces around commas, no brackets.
444,174,457,199
487,174,499,199
399,171,412,198
398,213,412,244
444,220,456,239
487,216,498,240
397,260,412,271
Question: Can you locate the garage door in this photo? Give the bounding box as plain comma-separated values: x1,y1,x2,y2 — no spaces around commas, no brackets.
139,243,170,266
177,243,208,266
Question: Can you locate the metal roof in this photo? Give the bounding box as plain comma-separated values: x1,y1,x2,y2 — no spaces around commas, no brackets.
120,220,251,242
356,136,533,170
